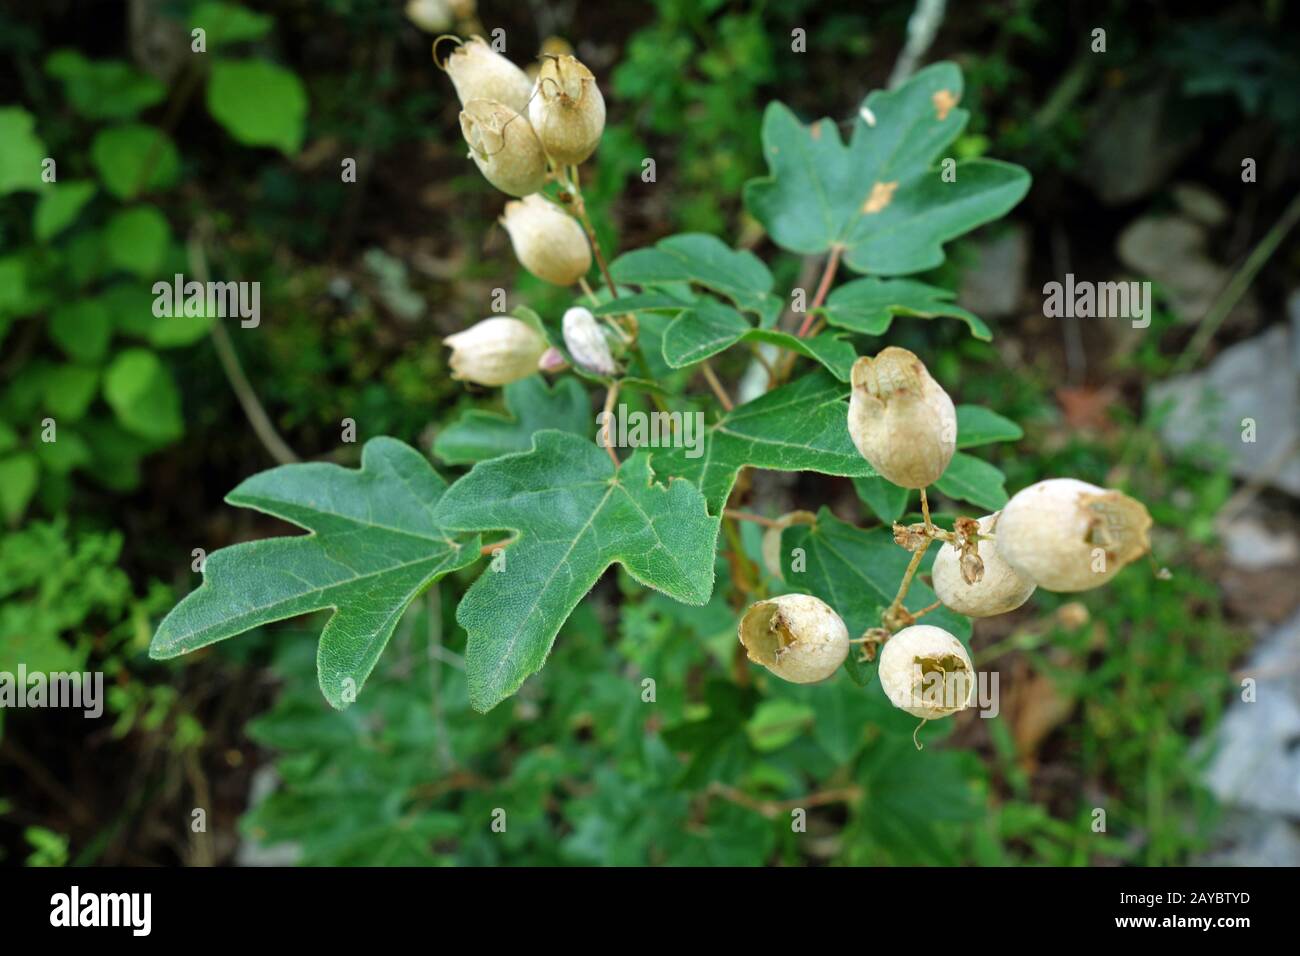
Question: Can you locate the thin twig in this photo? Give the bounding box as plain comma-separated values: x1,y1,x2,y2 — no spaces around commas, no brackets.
700,360,734,410
797,245,842,338
601,380,621,466
190,232,299,465
1174,191,1300,374
723,509,782,528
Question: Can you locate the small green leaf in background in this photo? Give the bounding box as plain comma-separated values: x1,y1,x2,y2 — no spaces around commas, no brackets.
91,124,180,199
149,438,480,709
33,180,97,241
102,348,184,442
934,452,1009,511
782,508,970,686
104,205,171,278
44,51,166,121
0,107,46,195
434,375,592,465
0,256,29,315
49,298,113,363
189,2,274,47
206,59,307,155
434,431,720,713
653,369,874,513
745,698,815,752
822,277,991,341
744,62,1031,276
853,475,909,523
955,404,1024,447
36,430,92,476
0,453,39,524
610,232,782,324
42,365,100,422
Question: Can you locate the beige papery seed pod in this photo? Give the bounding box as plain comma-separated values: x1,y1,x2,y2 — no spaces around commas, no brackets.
459,99,547,197
443,317,547,386
932,514,1036,617
877,625,975,720
847,347,957,489
500,195,592,286
738,594,849,684
528,54,606,165
561,307,617,376
444,36,532,114
995,478,1153,592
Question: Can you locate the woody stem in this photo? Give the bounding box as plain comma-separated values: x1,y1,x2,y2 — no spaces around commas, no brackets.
796,245,841,338
885,548,926,626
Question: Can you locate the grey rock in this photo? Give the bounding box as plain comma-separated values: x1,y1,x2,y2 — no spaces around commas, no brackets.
1079,84,1199,205
959,225,1029,319
1146,321,1300,495
1202,608,1300,818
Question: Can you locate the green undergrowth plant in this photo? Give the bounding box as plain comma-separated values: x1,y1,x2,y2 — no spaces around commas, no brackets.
0,1,307,522
149,39,1165,754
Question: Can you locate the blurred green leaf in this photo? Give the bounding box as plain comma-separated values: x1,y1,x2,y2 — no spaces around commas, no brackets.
44,51,166,120
49,298,113,363
206,59,307,155
33,180,97,241
0,454,39,523
104,205,171,278
0,107,46,195
189,2,274,47
102,348,184,442
852,474,909,523
956,404,1024,447
91,124,180,199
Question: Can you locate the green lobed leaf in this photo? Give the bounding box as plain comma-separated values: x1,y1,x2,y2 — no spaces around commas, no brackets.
934,451,1009,511
659,297,857,380
433,430,720,713
743,62,1031,276
781,508,970,686
433,376,592,465
609,233,782,324
150,438,480,709
653,369,875,513
822,276,991,340
206,59,308,155
955,404,1024,448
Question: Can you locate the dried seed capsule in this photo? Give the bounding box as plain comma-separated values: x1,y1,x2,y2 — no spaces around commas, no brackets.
444,317,547,386
877,624,975,719
848,347,956,489
459,99,547,197
561,306,617,376
995,478,1153,592
500,194,592,286
738,594,849,684
445,36,532,114
933,513,1036,617
528,54,606,165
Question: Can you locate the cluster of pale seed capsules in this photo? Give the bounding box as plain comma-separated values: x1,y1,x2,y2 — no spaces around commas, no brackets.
436,37,623,386
739,347,1156,726
433,41,1157,730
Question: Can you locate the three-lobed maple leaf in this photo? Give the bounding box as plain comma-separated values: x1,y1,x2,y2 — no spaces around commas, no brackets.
432,430,720,712
148,438,479,709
